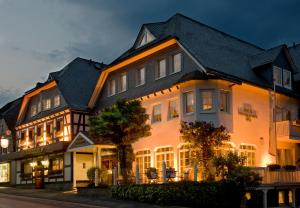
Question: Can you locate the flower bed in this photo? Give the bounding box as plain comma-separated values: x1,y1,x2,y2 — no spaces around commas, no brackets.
111,181,243,208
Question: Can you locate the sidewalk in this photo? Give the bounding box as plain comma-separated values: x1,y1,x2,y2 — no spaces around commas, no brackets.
0,187,162,208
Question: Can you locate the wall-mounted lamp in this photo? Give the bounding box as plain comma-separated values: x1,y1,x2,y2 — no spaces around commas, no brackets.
0,138,9,149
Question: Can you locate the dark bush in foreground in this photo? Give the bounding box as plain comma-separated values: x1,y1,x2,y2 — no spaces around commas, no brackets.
111,181,243,208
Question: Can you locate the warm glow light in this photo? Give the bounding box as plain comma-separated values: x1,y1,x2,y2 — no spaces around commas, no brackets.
262,153,275,167
0,138,9,148
30,162,37,168
41,160,49,167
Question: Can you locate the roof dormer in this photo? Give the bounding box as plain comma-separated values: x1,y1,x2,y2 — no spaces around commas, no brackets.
136,28,155,48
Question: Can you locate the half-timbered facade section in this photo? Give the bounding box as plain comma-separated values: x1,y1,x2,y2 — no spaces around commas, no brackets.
11,57,105,187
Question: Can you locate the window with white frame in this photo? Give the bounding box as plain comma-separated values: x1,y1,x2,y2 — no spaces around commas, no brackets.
31,105,37,117
135,150,151,183
156,59,166,79
171,53,182,74
283,69,292,89
108,79,116,96
155,147,174,178
184,91,194,114
178,144,191,175
168,99,179,119
215,142,235,156
43,98,51,110
54,95,60,107
136,67,145,86
152,104,162,123
273,66,282,86
240,144,256,167
220,90,230,113
119,73,127,92
201,90,213,111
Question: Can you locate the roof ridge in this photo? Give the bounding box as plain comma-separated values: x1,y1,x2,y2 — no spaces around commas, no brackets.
170,13,265,51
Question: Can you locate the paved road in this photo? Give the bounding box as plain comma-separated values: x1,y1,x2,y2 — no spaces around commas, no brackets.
0,193,107,208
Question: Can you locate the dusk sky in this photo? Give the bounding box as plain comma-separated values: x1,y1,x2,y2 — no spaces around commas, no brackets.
0,0,299,107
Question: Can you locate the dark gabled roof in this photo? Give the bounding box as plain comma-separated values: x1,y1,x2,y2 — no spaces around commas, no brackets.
109,13,269,87
0,97,22,131
249,45,284,69
289,44,300,81
26,57,106,112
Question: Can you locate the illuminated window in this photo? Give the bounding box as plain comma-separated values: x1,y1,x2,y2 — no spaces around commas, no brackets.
156,59,166,79
136,67,145,86
56,118,64,138
36,125,43,145
136,150,151,183
171,53,182,74
28,129,34,142
31,105,37,117
240,144,256,166
37,102,42,113
119,73,127,92
23,162,32,174
273,66,282,86
46,123,53,139
178,144,191,175
54,95,60,107
50,157,64,171
220,90,229,113
184,91,194,114
201,90,213,111
215,142,235,156
155,147,174,179
43,98,51,110
168,99,179,119
152,104,162,123
283,69,292,89
108,79,116,96
0,163,10,183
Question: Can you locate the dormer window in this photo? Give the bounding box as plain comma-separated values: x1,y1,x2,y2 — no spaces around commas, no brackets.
108,79,116,96
43,98,51,110
54,95,60,107
273,66,282,86
273,66,292,89
283,69,292,89
31,105,37,117
138,29,155,48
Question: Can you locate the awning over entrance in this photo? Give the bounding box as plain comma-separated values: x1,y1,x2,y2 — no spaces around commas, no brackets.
67,131,116,152
68,132,117,188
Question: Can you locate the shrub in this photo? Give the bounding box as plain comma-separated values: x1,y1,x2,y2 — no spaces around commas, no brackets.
87,166,108,186
111,181,242,208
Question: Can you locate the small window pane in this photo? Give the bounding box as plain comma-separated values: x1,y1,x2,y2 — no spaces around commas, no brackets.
172,53,182,73
108,79,116,96
119,73,127,92
54,95,60,107
220,91,229,112
283,69,291,89
273,66,282,86
31,105,37,117
152,104,162,123
169,100,179,119
156,59,166,79
201,90,213,111
43,99,51,110
136,67,145,86
184,92,194,114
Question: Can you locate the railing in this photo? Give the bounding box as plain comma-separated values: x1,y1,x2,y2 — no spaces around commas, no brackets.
252,167,300,184
276,120,300,139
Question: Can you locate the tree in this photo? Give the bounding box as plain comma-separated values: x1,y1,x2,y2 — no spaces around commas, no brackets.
180,121,230,180
89,99,151,183
213,151,262,188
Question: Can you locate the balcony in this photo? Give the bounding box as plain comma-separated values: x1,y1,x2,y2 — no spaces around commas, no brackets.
252,167,300,185
276,120,300,142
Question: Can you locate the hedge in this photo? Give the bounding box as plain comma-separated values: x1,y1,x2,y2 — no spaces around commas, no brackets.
111,181,243,208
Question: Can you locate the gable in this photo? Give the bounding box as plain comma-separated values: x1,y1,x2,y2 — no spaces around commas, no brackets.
67,132,94,151
136,28,155,48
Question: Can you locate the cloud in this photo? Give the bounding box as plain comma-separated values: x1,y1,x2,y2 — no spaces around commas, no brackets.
0,0,299,106
0,86,20,108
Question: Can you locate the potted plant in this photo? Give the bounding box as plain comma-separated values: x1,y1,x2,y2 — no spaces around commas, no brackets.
282,165,296,171
146,167,158,180
267,164,281,171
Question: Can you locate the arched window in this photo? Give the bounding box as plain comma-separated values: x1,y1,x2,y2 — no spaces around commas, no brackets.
240,144,256,166
135,150,151,183
155,147,174,178
178,144,191,175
